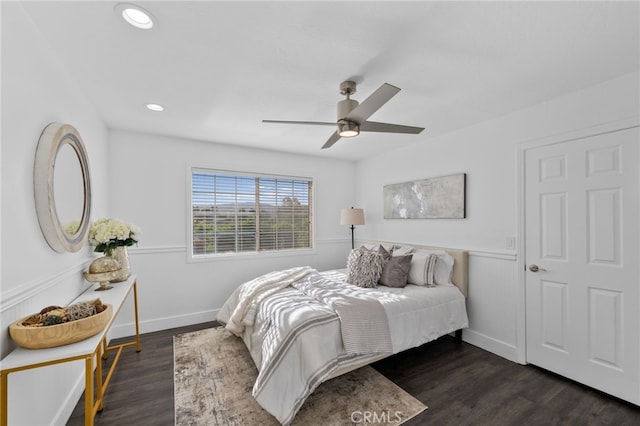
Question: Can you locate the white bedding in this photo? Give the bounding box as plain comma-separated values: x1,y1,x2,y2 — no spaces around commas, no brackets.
320,269,468,353
217,268,468,424
220,269,468,366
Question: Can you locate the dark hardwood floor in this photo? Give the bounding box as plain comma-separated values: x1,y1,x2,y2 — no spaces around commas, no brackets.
68,323,640,425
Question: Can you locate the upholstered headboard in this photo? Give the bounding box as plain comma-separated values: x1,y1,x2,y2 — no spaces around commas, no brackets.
366,241,469,297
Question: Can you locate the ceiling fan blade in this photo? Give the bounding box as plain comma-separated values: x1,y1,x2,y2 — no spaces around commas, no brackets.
321,131,342,149
360,121,425,134
262,119,336,126
345,83,401,123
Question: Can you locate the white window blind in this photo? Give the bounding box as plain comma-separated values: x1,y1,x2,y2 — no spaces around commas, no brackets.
191,169,312,255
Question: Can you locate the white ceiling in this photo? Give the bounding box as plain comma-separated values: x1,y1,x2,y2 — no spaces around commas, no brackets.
19,1,640,161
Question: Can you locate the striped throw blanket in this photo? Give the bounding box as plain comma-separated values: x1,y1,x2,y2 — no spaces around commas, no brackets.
217,268,393,425
291,275,393,355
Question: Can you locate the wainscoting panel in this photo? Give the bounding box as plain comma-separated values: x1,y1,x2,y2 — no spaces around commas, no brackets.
465,251,520,362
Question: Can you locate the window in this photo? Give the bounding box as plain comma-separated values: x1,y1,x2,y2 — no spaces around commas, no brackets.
191,169,313,256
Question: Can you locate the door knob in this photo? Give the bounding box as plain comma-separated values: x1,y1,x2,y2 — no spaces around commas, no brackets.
529,264,547,272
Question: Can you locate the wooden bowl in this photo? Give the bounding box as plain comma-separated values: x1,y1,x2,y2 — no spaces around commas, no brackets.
9,304,112,349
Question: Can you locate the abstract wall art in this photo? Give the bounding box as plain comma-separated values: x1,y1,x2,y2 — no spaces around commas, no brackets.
383,173,466,219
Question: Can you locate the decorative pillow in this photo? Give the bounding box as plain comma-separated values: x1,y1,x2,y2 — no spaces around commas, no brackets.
379,254,413,288
361,243,379,251
407,253,438,286
425,250,455,286
376,245,392,262
347,247,385,288
361,243,394,254
407,250,455,286
392,245,415,256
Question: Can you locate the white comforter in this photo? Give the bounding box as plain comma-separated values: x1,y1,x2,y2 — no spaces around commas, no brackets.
217,268,469,425
223,266,316,336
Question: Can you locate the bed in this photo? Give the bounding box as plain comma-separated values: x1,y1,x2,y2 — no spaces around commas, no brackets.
216,242,469,425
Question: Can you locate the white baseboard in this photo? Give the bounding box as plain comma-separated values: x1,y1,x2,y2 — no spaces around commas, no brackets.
463,328,521,364
109,309,220,339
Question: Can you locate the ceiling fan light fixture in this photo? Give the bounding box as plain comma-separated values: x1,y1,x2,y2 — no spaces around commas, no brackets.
338,120,359,138
262,81,423,149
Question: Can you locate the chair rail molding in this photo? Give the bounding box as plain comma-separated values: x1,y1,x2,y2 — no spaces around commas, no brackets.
0,258,93,313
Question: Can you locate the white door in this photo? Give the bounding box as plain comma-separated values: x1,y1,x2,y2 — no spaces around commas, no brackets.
525,126,639,403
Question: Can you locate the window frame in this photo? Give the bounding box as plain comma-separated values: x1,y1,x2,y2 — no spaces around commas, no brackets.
187,166,316,262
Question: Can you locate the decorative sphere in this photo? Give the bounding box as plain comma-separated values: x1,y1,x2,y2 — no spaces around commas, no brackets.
89,256,121,274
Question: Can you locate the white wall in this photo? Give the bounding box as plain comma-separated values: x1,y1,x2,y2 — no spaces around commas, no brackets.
355,71,640,362
106,129,357,335
0,3,109,425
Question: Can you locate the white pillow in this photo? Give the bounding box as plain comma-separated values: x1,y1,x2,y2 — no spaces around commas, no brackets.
407,250,455,286
407,252,437,286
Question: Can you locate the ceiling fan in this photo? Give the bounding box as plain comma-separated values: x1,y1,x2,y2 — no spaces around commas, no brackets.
262,81,425,149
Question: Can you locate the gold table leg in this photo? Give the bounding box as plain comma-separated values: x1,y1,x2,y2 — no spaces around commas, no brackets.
102,337,108,360
1,371,8,426
84,357,94,426
96,346,104,412
133,280,141,352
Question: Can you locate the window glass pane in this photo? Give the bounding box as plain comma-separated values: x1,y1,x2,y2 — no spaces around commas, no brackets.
192,170,312,256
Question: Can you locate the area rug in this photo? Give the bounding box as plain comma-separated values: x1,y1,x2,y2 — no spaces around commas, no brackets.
174,327,427,425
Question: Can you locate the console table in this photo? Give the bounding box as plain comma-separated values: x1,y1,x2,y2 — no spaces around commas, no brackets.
0,275,141,426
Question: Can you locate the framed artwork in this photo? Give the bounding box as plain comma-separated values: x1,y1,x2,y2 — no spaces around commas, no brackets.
383,173,466,219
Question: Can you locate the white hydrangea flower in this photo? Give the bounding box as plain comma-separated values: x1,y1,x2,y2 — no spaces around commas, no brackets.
63,220,80,235
129,223,143,242
88,218,142,252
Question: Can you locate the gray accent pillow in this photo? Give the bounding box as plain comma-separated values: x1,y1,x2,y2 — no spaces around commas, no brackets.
379,254,413,288
347,247,385,288
392,245,415,256
376,244,392,262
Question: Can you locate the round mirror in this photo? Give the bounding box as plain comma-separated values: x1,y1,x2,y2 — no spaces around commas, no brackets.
54,143,85,236
34,123,92,253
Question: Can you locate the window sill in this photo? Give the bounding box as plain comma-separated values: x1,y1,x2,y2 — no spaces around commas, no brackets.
187,247,317,263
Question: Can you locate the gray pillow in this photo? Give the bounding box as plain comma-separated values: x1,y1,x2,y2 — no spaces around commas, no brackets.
376,244,392,262
379,254,413,288
347,247,385,288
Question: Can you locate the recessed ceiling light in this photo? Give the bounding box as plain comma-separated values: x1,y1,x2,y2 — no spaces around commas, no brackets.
146,103,164,112
115,3,155,29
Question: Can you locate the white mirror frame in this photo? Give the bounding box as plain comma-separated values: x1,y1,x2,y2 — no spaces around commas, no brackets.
34,122,92,253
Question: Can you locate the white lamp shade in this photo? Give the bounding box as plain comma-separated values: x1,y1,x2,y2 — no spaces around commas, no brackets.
340,208,365,225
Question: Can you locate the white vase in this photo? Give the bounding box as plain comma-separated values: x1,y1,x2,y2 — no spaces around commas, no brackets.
106,246,131,282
